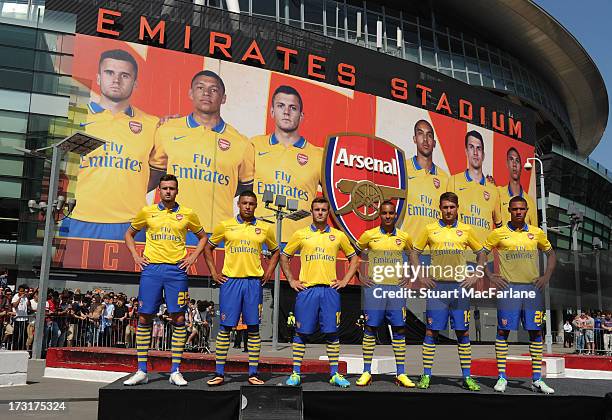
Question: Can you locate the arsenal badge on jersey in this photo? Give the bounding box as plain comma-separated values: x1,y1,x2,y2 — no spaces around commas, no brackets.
433,178,441,189
396,238,402,246
176,214,183,221
456,230,463,236
527,233,535,239
329,235,336,241
129,121,142,134
218,138,231,151
297,153,309,165
255,228,261,235
483,191,490,201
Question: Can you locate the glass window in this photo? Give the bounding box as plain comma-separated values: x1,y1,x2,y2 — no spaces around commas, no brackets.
451,54,465,70
0,157,23,177
0,90,30,113
437,52,451,69
0,68,33,91
365,11,381,48
0,132,26,155
420,28,434,49
0,179,21,199
238,0,250,14
464,43,477,59
435,32,449,52
304,0,323,25
0,46,35,70
421,47,436,68
252,0,276,17
0,24,36,48
468,72,481,86
454,70,467,83
0,110,28,134
346,5,364,41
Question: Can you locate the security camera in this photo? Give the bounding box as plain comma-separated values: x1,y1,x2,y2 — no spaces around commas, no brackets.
67,198,76,214
56,195,66,212
524,161,533,171
28,199,38,213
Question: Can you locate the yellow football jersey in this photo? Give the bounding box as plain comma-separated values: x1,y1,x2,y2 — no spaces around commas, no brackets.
208,216,278,278
150,115,254,233
71,102,158,223
130,203,203,264
282,225,356,287
402,156,449,240
251,134,323,242
498,185,538,226
447,170,501,243
483,223,552,284
413,220,483,281
356,227,412,285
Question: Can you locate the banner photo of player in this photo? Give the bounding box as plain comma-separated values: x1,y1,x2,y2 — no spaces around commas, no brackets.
53,34,536,275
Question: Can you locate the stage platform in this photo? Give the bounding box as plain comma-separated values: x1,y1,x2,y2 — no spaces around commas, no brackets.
99,373,612,420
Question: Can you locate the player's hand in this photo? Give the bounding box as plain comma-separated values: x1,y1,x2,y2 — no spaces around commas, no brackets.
288,278,305,292
461,275,479,289
157,114,180,127
399,277,414,288
331,278,349,290
488,272,508,289
261,270,274,286
419,276,436,289
212,273,228,285
178,253,198,271
358,275,375,288
132,254,149,270
534,274,551,290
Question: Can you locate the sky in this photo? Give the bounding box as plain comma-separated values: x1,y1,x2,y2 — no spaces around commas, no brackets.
533,0,612,170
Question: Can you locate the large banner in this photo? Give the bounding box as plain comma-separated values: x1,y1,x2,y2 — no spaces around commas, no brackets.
48,2,537,277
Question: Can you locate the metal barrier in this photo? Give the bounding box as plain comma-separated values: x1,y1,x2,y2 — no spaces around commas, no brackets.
573,328,612,355
0,315,213,353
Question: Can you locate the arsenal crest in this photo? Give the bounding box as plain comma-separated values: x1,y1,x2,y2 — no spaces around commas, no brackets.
501,318,508,326
484,191,490,201
456,230,463,236
427,317,433,325
129,121,142,134
433,178,440,189
329,235,336,242
255,228,261,235
323,133,407,243
297,153,308,166
396,238,402,246
218,138,231,151
527,233,534,240
176,214,184,221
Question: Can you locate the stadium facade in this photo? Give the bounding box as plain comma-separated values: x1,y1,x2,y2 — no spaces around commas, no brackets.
0,0,609,341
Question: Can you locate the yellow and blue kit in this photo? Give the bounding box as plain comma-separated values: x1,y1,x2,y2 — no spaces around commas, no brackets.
150,114,254,238
498,185,538,226
483,222,552,331
60,102,158,240
208,216,278,327
282,224,356,334
251,134,322,241
413,220,483,331
356,226,412,327
130,202,203,314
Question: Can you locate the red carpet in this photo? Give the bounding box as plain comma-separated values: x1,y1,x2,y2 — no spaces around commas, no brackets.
45,347,346,374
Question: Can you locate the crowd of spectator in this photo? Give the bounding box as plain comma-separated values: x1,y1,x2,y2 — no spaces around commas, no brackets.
0,284,216,353
563,311,612,355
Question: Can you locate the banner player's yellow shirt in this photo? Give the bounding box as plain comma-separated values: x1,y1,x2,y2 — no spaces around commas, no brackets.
130,202,203,264
150,115,254,232
413,220,483,281
483,222,552,284
251,134,322,242
282,224,356,287
72,102,158,223
403,156,449,239
356,227,412,285
208,216,278,278
447,170,501,243
498,185,538,226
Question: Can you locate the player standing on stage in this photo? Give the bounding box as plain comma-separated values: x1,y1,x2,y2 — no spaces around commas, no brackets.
498,147,537,226
410,192,486,391
354,201,415,388
280,197,359,388
150,70,254,235
123,174,207,386
403,120,449,239
447,130,501,244
483,196,557,394
251,85,323,241
204,191,279,386
62,49,159,240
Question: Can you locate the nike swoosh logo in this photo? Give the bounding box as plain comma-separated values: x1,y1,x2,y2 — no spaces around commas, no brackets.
173,136,187,141
258,151,270,156
407,176,416,180
79,122,94,127
458,187,467,191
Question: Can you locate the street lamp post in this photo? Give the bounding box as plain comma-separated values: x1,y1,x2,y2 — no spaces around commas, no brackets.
525,156,553,354
567,202,583,315
17,133,106,360
261,190,309,351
